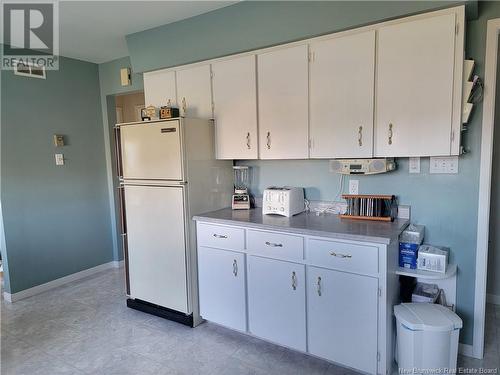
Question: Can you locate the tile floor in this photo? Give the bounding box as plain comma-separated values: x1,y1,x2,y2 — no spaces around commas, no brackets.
0,268,499,375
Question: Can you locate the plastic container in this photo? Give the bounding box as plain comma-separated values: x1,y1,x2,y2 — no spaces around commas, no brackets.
400,224,425,244
394,303,462,374
412,282,440,303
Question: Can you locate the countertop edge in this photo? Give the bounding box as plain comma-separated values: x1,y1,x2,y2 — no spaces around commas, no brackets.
192,215,399,245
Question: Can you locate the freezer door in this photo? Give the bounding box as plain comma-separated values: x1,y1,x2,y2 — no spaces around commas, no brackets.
124,184,189,313
120,121,183,181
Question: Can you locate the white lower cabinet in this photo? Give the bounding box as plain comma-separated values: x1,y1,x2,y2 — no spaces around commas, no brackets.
247,256,306,351
198,247,246,331
307,266,379,374
196,222,393,375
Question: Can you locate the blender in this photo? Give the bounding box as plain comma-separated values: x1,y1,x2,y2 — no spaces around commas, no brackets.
232,166,251,210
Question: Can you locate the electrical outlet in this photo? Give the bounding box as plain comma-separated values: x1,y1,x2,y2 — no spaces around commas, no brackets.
429,156,458,174
409,157,420,174
349,180,359,195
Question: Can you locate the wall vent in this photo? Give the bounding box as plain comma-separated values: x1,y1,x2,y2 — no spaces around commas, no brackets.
13,60,46,79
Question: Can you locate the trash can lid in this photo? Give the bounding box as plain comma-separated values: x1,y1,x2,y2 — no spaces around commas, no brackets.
394,303,463,332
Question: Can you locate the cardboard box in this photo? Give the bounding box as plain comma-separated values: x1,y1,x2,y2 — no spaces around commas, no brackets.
417,245,449,273
399,242,419,269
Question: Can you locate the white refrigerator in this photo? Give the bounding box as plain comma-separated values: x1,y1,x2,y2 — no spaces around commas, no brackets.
115,118,232,326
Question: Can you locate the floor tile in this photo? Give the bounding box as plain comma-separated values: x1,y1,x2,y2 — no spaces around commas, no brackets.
2,267,498,375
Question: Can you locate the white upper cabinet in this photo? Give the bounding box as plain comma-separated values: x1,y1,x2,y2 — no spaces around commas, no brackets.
143,69,177,109
310,31,375,159
258,45,309,159
212,55,258,159
375,13,461,157
176,64,213,119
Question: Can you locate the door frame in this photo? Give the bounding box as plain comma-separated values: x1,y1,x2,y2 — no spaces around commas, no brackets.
473,17,500,360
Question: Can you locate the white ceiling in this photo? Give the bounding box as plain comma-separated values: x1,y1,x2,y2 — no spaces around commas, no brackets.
56,1,236,64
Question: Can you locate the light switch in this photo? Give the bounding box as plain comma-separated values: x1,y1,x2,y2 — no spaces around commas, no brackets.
55,154,64,166
429,156,458,174
409,157,420,174
349,179,359,195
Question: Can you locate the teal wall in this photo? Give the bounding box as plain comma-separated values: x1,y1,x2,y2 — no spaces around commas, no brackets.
126,1,475,73
119,0,500,346
1,56,113,293
98,56,144,261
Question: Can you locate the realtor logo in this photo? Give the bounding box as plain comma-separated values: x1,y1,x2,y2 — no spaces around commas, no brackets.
2,1,59,70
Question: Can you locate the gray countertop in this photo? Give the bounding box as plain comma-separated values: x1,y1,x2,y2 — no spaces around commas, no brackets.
193,208,409,245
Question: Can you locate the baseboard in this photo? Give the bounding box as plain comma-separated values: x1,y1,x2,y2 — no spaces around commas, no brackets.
112,260,125,268
459,343,474,358
486,293,500,305
3,261,119,303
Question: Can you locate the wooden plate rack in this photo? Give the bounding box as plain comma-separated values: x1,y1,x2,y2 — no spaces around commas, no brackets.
340,194,397,222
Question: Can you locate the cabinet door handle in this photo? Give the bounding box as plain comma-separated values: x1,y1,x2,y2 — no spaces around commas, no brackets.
213,233,227,239
291,271,297,290
388,123,393,145
233,259,238,277
246,132,251,149
265,241,283,247
266,132,271,149
330,251,352,259
358,126,363,147
182,97,187,115
317,276,322,296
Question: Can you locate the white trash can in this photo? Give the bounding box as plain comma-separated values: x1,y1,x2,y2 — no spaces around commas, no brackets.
394,303,462,374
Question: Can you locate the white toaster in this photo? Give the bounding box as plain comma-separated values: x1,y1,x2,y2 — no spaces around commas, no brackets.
262,187,305,217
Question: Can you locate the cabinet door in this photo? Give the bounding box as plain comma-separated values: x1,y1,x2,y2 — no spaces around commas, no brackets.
212,55,258,159
248,256,306,351
258,45,309,159
310,31,375,158
176,64,213,119
375,14,456,157
198,247,246,331
307,266,378,374
143,69,177,109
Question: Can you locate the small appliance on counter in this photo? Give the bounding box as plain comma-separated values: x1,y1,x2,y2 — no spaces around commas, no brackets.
263,186,304,217
232,166,251,210
329,158,396,175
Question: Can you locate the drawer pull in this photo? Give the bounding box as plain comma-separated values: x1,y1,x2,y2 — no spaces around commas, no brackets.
232,259,238,277
330,251,352,259
317,276,322,296
213,234,228,239
291,271,297,290
265,241,283,247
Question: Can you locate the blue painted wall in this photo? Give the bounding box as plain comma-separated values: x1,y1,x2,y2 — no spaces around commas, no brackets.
1,56,113,293
118,1,500,345
126,1,475,73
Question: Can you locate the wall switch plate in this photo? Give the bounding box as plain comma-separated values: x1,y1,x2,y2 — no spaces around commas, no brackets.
349,179,359,195
429,156,458,174
398,205,411,220
55,154,64,166
409,157,421,174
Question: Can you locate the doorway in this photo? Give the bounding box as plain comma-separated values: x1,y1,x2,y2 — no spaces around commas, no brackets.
106,91,145,263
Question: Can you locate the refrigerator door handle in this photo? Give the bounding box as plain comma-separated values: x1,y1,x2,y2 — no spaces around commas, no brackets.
114,126,123,179
121,181,187,188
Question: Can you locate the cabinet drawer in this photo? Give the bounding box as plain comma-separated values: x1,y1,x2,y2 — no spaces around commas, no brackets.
247,230,304,261
197,223,245,251
306,239,378,275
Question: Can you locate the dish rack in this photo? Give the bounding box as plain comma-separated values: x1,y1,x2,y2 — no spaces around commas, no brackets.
340,194,397,222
